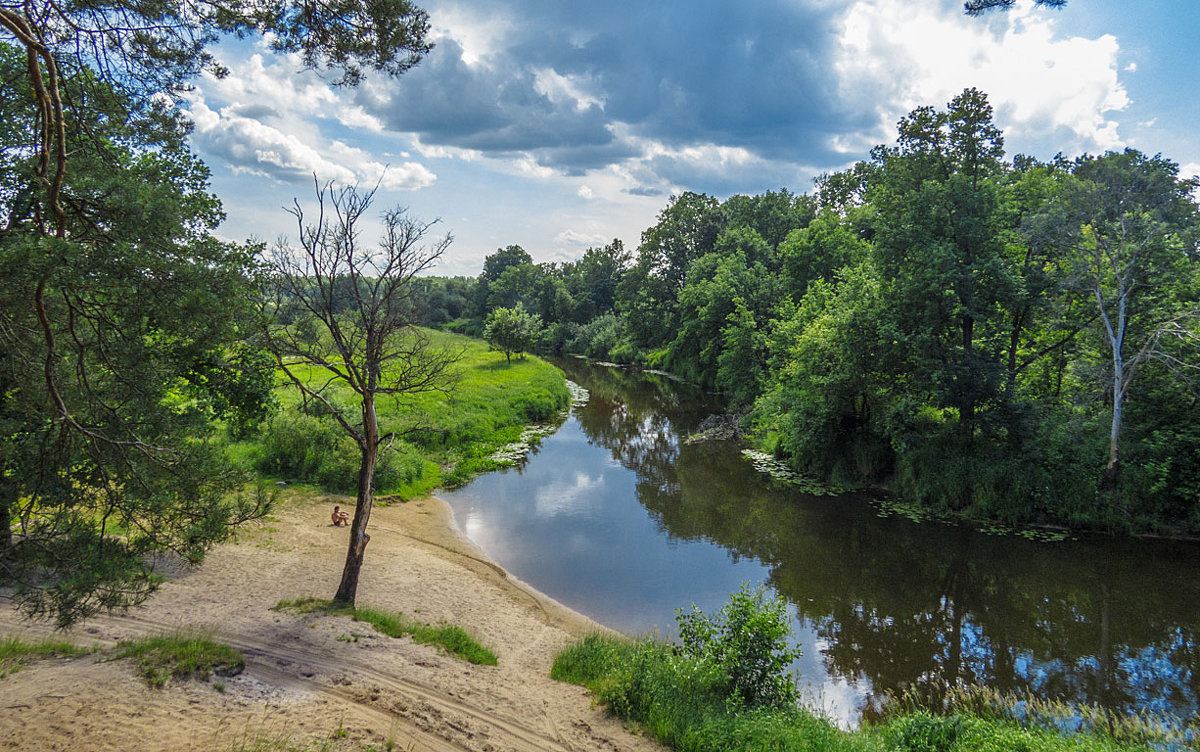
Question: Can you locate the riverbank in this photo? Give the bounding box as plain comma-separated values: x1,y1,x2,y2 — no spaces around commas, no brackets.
0,489,664,752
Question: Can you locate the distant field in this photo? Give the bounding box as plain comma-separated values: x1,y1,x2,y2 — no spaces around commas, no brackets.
230,329,569,497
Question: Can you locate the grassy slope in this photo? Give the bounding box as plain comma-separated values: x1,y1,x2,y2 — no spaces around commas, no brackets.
233,329,569,496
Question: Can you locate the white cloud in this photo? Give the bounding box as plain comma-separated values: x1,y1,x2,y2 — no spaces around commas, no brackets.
577,185,594,199
185,100,436,190
554,229,608,248
835,0,1130,154
533,67,606,112
427,1,514,65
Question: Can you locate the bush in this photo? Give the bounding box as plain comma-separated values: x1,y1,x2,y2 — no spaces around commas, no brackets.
676,583,799,710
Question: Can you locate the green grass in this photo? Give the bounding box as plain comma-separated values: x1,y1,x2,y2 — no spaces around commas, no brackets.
240,329,570,496
114,631,244,688
551,634,1171,752
275,598,497,666
0,636,88,679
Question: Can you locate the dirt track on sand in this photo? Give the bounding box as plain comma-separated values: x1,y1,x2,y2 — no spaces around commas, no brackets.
0,493,663,752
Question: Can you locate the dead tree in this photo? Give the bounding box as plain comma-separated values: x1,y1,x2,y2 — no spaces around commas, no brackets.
262,181,458,605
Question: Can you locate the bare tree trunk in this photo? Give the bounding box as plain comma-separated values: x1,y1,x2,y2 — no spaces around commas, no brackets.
334,397,379,606
1097,283,1127,494
1101,365,1123,492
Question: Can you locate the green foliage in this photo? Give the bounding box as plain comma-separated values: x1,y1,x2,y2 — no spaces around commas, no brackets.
552,595,1165,752
250,330,567,494
275,597,497,665
675,584,799,710
115,632,244,688
255,412,438,497
444,87,1200,535
1,47,273,628
484,302,544,362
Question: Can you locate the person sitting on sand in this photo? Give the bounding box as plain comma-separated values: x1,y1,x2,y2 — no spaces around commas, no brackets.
331,505,350,526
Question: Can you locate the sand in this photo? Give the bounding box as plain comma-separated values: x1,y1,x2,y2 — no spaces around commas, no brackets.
0,492,664,752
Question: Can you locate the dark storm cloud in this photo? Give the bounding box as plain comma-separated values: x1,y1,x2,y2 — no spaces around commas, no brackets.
361,0,875,176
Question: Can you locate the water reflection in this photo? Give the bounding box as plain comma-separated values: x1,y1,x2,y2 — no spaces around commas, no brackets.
444,359,1199,726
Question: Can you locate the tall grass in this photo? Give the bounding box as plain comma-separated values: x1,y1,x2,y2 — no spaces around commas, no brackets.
551,589,1172,752
115,631,244,688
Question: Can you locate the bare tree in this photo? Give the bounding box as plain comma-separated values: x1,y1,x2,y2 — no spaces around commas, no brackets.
262,182,458,605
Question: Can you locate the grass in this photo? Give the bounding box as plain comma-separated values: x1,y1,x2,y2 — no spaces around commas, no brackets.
0,636,88,679
552,634,1172,752
114,631,244,688
236,329,570,496
275,598,497,666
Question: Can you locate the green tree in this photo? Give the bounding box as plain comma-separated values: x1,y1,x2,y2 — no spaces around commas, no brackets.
569,240,630,321
716,299,765,408
1067,150,1200,492
0,0,431,236
779,210,870,300
868,88,1017,436
619,192,720,348
484,302,543,362
0,50,272,626
474,245,533,316
261,184,459,607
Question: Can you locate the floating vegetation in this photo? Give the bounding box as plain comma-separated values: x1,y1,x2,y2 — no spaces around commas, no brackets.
566,379,589,407
976,522,1072,543
489,381,584,467
875,502,1073,541
874,497,944,523
740,449,842,496
490,422,560,467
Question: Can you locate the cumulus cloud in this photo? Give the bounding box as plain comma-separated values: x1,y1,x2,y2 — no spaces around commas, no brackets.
834,0,1130,155
192,0,1141,211
353,0,858,179
185,100,435,190
555,229,609,248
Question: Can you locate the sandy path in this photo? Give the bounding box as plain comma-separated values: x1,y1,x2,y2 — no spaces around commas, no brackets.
0,492,662,752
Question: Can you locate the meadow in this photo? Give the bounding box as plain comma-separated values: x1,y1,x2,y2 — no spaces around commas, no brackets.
228,329,570,497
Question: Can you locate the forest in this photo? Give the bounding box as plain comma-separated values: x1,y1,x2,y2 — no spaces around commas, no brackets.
419,89,1200,536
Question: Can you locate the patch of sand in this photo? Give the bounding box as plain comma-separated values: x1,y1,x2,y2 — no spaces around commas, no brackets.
0,493,663,752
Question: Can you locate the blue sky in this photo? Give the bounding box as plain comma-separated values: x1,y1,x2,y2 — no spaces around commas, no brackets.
183,0,1200,277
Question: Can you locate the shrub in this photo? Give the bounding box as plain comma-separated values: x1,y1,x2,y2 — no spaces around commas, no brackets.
676,583,800,710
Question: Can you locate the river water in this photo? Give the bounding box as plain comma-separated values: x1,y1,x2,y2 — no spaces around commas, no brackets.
443,358,1199,727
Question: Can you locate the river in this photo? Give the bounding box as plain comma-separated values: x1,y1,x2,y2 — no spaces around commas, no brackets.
443,358,1199,727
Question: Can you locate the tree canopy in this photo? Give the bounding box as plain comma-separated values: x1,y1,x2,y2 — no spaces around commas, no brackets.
0,49,273,625
436,88,1200,535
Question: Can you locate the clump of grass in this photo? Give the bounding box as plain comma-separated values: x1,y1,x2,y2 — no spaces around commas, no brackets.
114,631,244,688
0,636,88,679
274,597,353,616
275,598,497,666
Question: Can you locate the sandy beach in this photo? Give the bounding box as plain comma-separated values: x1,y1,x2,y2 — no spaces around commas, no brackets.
0,491,664,751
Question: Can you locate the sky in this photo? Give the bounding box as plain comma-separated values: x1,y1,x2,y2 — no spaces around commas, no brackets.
183,0,1200,277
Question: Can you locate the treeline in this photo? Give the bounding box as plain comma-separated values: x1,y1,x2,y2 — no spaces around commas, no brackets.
418,89,1200,534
